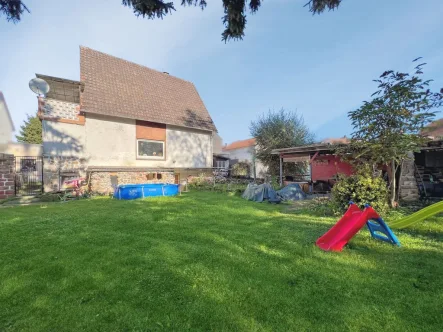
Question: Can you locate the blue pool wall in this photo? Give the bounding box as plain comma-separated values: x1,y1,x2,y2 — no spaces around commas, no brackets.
114,183,180,200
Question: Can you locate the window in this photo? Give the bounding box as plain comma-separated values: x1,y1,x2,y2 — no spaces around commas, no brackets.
137,139,165,159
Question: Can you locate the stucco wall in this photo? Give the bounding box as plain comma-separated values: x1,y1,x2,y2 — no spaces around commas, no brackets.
0,101,14,144
42,111,213,168
42,120,86,157
213,133,224,154
4,142,42,157
166,125,212,168
225,146,267,178
85,114,135,165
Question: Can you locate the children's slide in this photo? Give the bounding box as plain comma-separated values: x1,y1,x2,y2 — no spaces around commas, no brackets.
388,200,443,229
316,204,382,251
316,203,400,252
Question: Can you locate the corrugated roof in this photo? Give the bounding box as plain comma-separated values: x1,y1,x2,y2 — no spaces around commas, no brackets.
223,138,256,151
80,46,217,132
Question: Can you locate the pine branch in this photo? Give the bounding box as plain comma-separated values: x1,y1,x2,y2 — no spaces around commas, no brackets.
0,0,29,22
305,0,341,14
121,0,175,19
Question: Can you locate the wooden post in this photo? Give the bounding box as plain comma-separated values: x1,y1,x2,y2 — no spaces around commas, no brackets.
279,155,283,187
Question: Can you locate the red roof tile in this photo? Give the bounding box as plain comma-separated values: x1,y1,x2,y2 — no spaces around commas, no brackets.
422,119,443,138
80,46,217,132
223,138,256,151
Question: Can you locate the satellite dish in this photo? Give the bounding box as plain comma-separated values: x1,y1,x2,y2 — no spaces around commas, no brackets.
29,78,50,96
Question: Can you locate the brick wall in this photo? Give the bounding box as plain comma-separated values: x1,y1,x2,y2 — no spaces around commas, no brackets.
90,171,175,194
0,153,15,199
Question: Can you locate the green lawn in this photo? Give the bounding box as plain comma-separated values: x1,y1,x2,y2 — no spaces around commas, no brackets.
1,192,442,331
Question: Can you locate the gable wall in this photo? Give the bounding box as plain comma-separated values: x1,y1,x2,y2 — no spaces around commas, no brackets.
42,109,213,168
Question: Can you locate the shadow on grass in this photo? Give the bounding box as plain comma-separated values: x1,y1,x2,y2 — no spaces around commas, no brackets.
1,192,443,330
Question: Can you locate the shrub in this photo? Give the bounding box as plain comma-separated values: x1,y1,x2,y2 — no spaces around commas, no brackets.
331,170,389,215
231,162,251,177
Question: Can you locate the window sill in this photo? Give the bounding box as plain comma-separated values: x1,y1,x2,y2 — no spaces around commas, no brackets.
136,157,166,161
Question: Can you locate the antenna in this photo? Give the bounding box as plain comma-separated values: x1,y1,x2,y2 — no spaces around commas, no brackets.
29,78,50,96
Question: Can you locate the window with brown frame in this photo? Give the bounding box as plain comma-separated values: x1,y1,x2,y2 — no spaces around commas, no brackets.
137,139,165,159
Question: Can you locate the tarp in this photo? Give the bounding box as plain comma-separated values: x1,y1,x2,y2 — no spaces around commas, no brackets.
276,183,307,201
242,183,281,203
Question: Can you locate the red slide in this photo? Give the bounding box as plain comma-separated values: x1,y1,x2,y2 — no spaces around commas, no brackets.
316,203,380,251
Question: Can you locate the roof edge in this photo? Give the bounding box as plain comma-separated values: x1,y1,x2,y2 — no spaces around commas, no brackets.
81,109,215,133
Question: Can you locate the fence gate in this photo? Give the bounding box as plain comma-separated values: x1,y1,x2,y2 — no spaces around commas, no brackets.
15,156,44,196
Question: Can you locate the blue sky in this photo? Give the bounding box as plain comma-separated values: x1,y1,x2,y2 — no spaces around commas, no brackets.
1,0,442,144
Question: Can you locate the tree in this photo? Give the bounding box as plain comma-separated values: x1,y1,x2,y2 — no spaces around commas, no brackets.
16,114,42,144
341,59,443,207
0,0,28,22
250,108,314,178
2,0,341,41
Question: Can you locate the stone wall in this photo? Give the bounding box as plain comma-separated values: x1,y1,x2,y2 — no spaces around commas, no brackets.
399,156,419,201
43,155,88,192
0,153,15,199
90,171,175,194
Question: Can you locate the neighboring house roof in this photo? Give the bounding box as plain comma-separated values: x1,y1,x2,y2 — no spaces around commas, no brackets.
36,74,81,103
321,136,350,144
0,91,15,131
80,46,217,132
223,138,256,151
422,119,443,139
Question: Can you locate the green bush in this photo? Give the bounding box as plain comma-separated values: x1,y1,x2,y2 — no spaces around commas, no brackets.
231,162,251,177
331,171,389,215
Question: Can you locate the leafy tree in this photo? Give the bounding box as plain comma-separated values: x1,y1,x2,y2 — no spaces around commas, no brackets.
250,108,314,178
16,114,42,144
3,0,341,41
340,59,443,207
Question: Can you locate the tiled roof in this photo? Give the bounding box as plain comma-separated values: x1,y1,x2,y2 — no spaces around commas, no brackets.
422,119,443,138
223,138,256,151
321,136,350,144
80,46,217,132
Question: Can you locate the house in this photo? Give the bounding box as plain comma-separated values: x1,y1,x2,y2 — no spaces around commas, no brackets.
0,92,15,147
222,138,267,178
37,46,218,193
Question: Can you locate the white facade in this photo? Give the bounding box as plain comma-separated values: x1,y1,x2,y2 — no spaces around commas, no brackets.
0,94,14,146
42,113,213,168
225,145,267,179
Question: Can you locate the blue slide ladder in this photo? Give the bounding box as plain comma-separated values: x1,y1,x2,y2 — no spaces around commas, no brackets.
366,217,401,246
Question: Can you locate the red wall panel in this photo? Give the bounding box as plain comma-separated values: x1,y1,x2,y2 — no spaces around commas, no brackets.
311,155,353,181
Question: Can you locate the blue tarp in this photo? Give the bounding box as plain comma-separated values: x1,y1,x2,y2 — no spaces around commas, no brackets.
242,183,281,203
276,183,307,201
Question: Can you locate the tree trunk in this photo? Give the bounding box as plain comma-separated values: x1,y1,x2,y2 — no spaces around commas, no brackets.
390,160,397,208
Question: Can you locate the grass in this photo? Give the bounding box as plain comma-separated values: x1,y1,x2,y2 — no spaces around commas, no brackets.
0,192,442,331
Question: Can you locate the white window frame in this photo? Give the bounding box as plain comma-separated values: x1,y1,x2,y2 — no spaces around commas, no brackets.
136,139,165,160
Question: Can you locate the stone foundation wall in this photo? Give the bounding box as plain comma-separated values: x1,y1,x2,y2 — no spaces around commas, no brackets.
90,171,175,194
43,156,88,192
0,153,14,199
399,157,419,201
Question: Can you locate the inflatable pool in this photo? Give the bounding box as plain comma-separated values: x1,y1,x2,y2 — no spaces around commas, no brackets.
114,183,179,200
